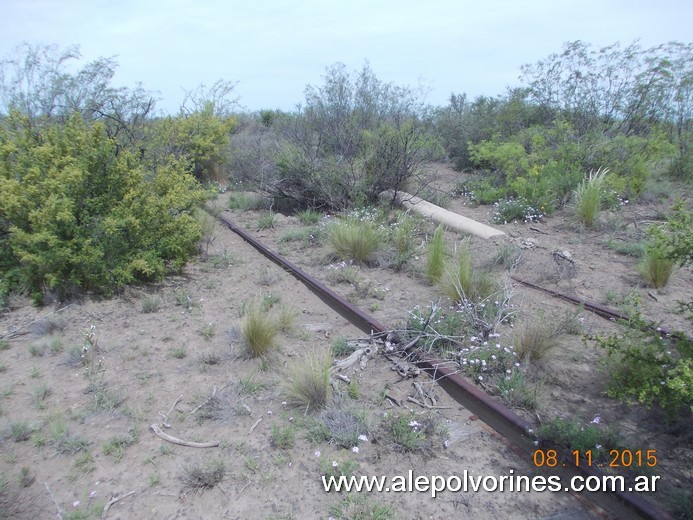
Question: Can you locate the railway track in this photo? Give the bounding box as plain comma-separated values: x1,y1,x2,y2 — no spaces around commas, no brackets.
219,211,673,520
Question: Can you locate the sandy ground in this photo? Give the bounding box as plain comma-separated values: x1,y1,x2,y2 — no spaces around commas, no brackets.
0,164,690,519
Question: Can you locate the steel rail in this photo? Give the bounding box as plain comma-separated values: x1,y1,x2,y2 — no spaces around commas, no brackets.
219,212,672,520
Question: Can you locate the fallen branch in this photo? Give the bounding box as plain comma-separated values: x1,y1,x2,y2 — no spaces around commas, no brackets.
189,383,230,415
44,482,63,520
103,490,136,514
406,396,453,410
249,417,263,433
150,424,218,448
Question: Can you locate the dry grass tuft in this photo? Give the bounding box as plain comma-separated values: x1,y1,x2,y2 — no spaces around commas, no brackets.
284,348,331,411
241,305,278,357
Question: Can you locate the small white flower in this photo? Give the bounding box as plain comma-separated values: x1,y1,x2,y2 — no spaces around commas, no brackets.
267,410,273,415
73,501,80,508
332,460,339,467
596,444,602,450
358,434,369,442
478,376,483,381
352,446,359,453
89,490,96,498
590,415,601,424
281,401,287,406
314,450,321,457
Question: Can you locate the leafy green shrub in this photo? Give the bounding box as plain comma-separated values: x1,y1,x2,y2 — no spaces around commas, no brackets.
573,167,608,227
595,325,692,419
0,113,205,302
426,226,446,284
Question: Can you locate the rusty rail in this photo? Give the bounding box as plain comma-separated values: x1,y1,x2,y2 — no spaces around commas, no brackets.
219,212,672,520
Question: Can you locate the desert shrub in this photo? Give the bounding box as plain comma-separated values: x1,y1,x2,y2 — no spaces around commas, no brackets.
266,63,441,209
241,305,277,357
573,167,608,227
309,406,369,448
594,323,692,419
426,226,446,284
327,218,383,263
0,112,205,302
283,348,331,411
228,192,270,211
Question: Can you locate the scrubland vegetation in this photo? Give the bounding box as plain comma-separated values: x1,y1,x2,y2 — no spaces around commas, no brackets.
0,39,691,518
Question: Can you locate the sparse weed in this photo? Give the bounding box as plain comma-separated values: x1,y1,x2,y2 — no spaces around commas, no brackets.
308,406,368,449
387,413,447,454
85,380,125,413
270,424,295,449
319,456,359,480
48,417,88,455
180,458,226,491
72,452,96,475
200,322,216,340
32,383,52,409
257,211,277,230
9,422,33,442
513,321,560,362
237,374,267,396
168,346,187,359
331,337,353,357
284,348,331,411
328,494,394,520
228,192,269,211
347,380,360,400
497,371,539,411
18,467,32,488
537,417,622,461
198,351,222,366
0,340,8,351
141,295,162,313
102,428,139,461
276,304,299,333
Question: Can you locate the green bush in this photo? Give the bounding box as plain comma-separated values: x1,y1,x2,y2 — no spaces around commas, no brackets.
595,325,692,419
0,113,205,302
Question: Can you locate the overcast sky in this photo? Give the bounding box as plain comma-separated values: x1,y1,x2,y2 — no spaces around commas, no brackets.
1,0,691,114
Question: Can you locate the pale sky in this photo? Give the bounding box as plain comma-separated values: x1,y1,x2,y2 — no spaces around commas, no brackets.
1,0,691,113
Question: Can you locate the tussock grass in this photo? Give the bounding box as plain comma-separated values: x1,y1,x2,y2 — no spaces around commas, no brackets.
296,208,322,225
180,459,226,491
574,167,608,227
512,310,580,362
639,247,674,288
426,226,446,284
328,219,383,263
284,348,331,411
241,305,278,358
440,240,472,300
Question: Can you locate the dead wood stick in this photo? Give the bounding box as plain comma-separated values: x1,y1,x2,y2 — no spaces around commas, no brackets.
150,424,218,448
189,383,230,415
529,226,548,235
1,304,74,340
384,393,402,407
249,417,263,433
335,374,351,383
406,396,452,409
44,482,63,520
103,490,136,514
